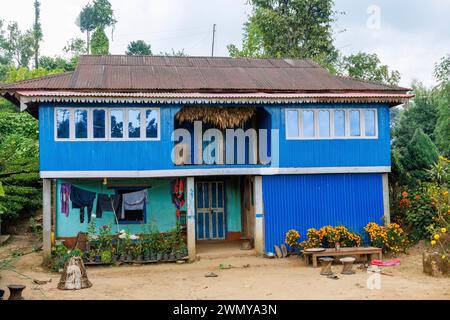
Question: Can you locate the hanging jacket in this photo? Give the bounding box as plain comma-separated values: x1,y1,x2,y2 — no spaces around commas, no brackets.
96,194,122,219
60,183,71,217
70,186,96,223
121,189,148,219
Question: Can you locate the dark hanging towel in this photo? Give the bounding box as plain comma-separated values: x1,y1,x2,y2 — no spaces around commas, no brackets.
60,183,71,217
70,186,96,223
96,194,122,219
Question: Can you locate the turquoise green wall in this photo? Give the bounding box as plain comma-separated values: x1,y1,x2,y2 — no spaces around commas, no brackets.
56,176,241,238
225,176,241,233
56,178,179,237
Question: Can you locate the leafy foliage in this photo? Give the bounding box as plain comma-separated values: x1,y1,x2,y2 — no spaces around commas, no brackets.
338,52,401,86
393,82,438,150
63,38,88,57
228,0,339,69
403,128,439,182
76,0,116,54
0,100,40,221
433,55,450,157
90,28,109,55
126,40,152,55
1,21,35,68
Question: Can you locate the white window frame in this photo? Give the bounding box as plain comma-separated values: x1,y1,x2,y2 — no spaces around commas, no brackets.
285,108,378,140
54,107,161,142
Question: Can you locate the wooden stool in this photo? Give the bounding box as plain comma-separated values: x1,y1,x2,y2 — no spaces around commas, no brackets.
319,257,334,276
340,257,356,275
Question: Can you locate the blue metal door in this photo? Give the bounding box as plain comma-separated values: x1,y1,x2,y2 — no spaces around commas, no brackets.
196,181,225,240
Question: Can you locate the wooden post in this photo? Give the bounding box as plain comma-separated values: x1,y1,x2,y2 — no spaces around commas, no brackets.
186,177,196,262
51,179,56,234
254,176,264,255
382,173,390,225
43,179,52,256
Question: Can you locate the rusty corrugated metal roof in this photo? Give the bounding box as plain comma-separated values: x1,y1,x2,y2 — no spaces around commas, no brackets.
0,55,410,93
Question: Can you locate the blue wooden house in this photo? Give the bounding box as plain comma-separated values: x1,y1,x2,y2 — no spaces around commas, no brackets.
0,56,412,259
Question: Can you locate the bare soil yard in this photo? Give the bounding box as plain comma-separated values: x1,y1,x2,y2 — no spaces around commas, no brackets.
1,236,449,300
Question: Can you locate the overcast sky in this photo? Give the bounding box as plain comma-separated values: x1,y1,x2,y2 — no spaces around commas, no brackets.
1,0,449,87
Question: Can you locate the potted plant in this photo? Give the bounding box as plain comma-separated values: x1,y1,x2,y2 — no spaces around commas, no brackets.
118,230,128,262
133,241,144,262
111,246,119,263
101,250,112,264
176,243,187,260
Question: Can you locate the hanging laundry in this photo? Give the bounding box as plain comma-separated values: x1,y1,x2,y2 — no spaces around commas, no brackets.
172,178,185,217
60,183,71,217
70,186,96,223
96,194,122,219
121,189,148,219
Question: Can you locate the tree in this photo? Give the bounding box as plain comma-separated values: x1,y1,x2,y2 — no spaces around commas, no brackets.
0,99,41,222
392,81,439,152
39,56,76,72
33,0,43,68
90,28,109,55
91,0,116,29
228,0,339,69
4,22,35,68
403,128,439,182
63,38,88,57
338,52,401,86
77,3,96,54
76,0,116,54
433,55,450,157
126,40,152,55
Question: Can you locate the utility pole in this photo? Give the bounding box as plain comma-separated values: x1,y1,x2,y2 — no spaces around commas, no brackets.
211,24,216,57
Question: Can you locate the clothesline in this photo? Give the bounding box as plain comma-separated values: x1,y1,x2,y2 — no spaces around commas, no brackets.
61,183,151,224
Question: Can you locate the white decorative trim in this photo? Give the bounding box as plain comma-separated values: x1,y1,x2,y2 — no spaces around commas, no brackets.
20,96,31,112
285,108,378,140
14,93,412,107
40,166,391,178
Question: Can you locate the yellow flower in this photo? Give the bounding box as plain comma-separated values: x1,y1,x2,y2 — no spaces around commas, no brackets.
442,255,446,260
434,234,440,240
441,228,447,233
431,240,436,246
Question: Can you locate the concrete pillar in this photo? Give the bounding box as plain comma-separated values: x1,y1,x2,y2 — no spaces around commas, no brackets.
42,178,52,256
254,176,264,255
382,173,390,225
186,177,196,262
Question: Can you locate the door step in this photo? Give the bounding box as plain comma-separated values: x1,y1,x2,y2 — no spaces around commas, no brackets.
197,249,256,260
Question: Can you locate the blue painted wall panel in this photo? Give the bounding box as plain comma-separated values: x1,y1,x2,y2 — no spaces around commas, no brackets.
262,174,384,253
39,103,391,172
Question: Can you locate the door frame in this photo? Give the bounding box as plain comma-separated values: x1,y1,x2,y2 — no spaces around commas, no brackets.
195,180,227,240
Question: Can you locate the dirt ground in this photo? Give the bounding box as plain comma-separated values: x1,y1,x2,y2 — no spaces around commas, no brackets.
1,236,449,300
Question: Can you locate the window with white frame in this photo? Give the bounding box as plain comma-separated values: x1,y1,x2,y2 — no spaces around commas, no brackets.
285,108,378,140
54,107,160,141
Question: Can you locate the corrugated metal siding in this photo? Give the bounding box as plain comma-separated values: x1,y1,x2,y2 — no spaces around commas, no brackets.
262,174,384,253
39,103,391,172
267,104,391,167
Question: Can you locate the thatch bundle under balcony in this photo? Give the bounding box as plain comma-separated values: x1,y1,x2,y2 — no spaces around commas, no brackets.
175,106,256,129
